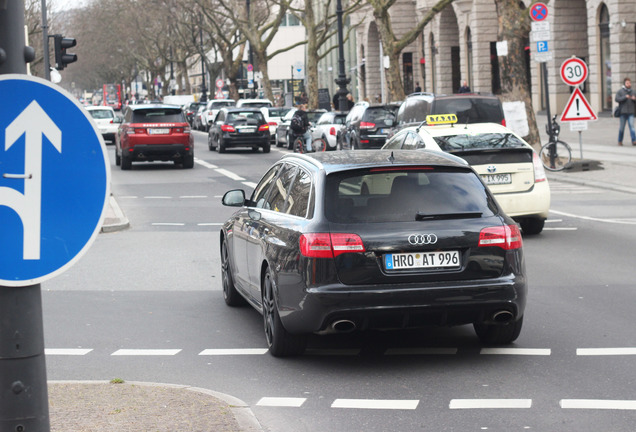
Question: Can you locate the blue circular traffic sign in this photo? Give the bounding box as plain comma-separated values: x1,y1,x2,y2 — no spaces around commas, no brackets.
0,75,110,287
530,3,548,21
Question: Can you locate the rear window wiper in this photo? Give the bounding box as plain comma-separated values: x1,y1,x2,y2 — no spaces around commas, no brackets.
415,212,482,221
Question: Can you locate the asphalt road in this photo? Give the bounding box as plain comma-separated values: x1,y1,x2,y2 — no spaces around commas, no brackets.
43,131,636,432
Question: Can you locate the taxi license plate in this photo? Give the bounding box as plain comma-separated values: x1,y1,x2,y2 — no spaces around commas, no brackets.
482,173,512,185
148,128,170,135
384,251,460,270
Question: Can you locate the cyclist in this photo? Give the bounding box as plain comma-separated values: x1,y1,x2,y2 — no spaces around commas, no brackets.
291,104,312,152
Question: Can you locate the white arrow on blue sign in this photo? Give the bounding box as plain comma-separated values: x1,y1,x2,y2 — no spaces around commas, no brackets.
0,75,110,287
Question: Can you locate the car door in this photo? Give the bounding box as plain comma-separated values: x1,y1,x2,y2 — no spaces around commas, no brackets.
231,164,282,295
245,164,299,292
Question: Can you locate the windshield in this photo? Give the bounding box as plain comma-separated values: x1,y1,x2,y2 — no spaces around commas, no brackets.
325,168,496,223
131,108,185,123
89,109,114,119
433,132,526,152
432,98,503,124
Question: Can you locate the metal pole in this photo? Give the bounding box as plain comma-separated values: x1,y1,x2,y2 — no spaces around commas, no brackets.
334,0,350,111
0,2,51,429
579,130,584,159
41,0,50,80
247,0,254,98
199,13,207,103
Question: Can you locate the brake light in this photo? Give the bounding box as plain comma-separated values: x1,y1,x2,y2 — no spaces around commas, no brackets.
221,124,236,132
300,233,365,258
329,127,336,136
268,121,277,127
478,225,522,250
258,124,270,131
532,151,547,183
501,118,506,127
360,121,375,129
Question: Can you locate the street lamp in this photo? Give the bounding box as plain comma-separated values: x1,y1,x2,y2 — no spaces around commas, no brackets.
335,0,351,111
199,13,208,102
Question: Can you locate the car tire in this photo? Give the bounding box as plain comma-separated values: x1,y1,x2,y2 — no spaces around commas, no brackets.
208,134,216,151
262,141,271,153
474,316,523,345
182,153,194,169
221,240,246,307
121,154,132,170
262,267,307,357
287,133,294,150
520,218,545,235
115,150,121,166
218,137,226,154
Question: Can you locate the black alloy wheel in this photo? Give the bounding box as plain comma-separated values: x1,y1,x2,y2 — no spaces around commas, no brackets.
262,267,307,356
221,240,246,306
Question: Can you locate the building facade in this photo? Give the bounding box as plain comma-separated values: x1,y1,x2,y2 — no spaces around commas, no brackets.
351,0,636,115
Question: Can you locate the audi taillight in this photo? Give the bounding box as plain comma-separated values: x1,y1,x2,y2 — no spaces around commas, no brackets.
258,124,270,131
478,225,522,250
300,233,365,258
360,121,375,129
532,151,547,183
221,124,235,132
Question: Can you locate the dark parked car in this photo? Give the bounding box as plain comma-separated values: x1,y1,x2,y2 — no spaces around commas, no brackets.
220,150,527,356
115,104,193,169
185,101,206,126
207,107,270,153
393,92,505,134
340,102,398,149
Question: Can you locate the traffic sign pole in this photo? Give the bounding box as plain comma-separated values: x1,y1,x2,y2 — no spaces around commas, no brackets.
0,1,51,430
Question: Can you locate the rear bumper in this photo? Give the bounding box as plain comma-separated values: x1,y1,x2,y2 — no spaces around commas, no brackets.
277,274,526,334
358,134,388,149
223,135,270,148
126,143,192,161
494,181,551,219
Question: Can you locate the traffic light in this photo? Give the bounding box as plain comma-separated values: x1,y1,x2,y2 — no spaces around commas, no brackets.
52,34,77,70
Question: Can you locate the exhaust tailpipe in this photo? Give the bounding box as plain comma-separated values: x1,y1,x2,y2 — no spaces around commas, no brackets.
492,310,514,323
331,320,356,333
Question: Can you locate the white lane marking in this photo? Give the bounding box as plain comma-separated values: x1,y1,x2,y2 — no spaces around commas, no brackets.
199,348,268,355
197,223,224,226
242,181,258,189
543,227,578,231
480,348,551,356
545,219,563,223
550,209,636,225
560,399,636,410
577,348,636,356
257,397,307,407
144,196,171,199
385,348,458,355
215,168,245,181
151,223,185,226
332,399,419,410
119,196,138,199
111,349,181,356
449,399,532,409
45,348,93,356
180,195,208,199
195,159,218,169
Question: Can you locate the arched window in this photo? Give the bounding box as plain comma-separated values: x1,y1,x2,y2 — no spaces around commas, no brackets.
599,4,611,110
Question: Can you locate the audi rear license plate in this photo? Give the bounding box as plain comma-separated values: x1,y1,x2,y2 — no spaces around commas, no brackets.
148,128,170,135
384,251,460,270
482,173,512,185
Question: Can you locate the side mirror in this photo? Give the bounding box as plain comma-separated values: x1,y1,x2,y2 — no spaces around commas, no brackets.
113,116,123,124
222,189,246,207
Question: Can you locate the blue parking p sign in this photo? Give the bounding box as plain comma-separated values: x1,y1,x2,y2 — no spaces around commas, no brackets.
0,75,110,287
537,41,549,53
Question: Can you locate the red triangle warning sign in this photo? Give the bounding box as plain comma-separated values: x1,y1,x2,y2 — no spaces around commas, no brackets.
560,87,597,122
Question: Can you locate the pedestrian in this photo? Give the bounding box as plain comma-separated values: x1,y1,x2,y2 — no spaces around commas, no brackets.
458,80,471,93
414,82,422,93
291,104,312,152
346,93,355,110
615,77,636,146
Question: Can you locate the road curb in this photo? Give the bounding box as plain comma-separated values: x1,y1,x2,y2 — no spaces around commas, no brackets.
48,380,265,432
101,194,130,233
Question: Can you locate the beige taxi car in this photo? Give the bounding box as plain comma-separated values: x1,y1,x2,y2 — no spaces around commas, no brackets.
382,114,550,235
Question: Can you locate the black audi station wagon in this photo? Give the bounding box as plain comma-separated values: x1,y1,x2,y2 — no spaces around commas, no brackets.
220,150,527,356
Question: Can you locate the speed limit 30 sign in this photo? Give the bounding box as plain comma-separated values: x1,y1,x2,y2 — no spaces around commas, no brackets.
560,57,588,87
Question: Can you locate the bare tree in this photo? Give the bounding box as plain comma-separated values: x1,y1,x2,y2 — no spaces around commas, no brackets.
288,0,362,109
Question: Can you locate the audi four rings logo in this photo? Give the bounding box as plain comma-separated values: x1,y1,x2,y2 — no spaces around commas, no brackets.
408,234,438,245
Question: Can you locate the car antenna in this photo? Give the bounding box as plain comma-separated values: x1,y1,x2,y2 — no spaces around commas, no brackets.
416,119,427,133
388,151,395,164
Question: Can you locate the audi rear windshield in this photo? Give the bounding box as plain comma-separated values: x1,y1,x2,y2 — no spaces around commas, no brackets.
131,108,185,123
324,168,497,223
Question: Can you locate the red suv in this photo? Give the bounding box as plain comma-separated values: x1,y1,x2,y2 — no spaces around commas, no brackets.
115,104,194,170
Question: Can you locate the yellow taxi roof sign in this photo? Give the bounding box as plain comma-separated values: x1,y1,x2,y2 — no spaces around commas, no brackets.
426,114,458,125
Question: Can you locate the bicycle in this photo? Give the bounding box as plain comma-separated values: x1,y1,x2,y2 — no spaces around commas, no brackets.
291,130,327,154
539,115,572,171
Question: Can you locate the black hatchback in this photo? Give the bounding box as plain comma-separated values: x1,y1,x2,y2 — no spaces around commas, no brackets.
220,151,527,356
208,107,270,153
341,102,398,149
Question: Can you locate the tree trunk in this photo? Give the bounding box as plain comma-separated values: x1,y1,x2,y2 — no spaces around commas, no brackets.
255,50,275,102
495,0,540,148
